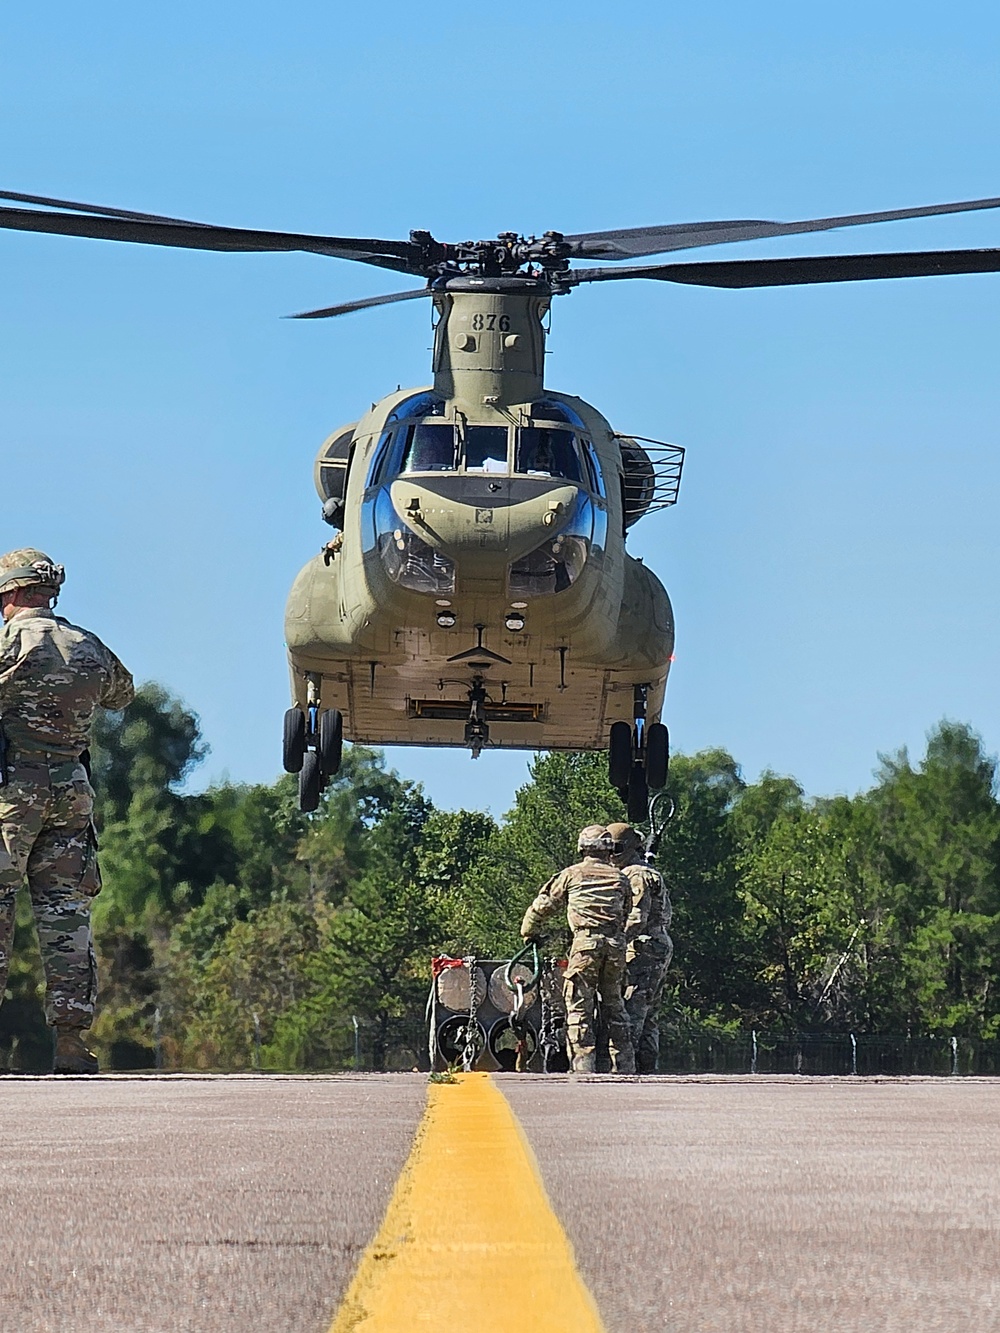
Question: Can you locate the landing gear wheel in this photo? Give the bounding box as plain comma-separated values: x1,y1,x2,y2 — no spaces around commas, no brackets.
626,763,649,823
645,722,669,790
609,721,633,791
318,708,343,779
283,708,306,773
298,750,321,813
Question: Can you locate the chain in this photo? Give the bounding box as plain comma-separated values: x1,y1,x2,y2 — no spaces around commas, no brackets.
459,955,483,1072
426,973,438,1070
510,976,530,1072
538,960,566,1073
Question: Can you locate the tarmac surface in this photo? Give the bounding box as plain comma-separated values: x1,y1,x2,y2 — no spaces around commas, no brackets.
0,1075,425,1333
503,1075,1000,1332
1,1073,998,1332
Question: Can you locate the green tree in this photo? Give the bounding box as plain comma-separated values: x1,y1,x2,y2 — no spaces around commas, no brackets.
657,749,749,1029
866,721,1000,1035
455,750,628,954
270,800,495,1070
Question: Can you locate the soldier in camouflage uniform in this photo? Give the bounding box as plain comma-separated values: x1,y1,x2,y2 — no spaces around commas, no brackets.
520,825,635,1074
608,822,674,1074
0,550,134,1074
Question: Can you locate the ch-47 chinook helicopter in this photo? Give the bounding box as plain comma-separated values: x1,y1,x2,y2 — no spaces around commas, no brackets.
4,188,1000,817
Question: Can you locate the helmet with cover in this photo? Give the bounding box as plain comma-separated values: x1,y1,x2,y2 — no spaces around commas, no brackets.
577,824,614,857
0,548,65,597
607,821,644,862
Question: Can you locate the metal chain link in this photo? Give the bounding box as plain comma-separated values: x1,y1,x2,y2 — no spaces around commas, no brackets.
539,959,566,1073
459,955,483,1072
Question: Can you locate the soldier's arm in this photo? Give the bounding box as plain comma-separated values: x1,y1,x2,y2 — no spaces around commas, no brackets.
0,621,23,679
660,876,674,931
99,648,135,711
0,625,26,711
520,871,567,939
625,868,650,939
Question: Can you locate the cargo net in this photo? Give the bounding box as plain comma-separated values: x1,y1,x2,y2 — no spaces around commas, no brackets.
616,434,685,528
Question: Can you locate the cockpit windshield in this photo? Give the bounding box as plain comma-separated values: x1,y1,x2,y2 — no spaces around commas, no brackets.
465,425,508,473
400,423,457,473
515,427,585,485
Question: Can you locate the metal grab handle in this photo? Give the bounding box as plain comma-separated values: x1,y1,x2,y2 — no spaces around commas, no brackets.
505,939,542,997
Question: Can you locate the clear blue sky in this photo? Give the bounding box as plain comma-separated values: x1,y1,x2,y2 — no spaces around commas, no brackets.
2,2,999,813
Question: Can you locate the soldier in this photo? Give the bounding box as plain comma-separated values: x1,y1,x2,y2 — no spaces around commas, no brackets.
607,821,674,1074
0,549,134,1074
520,825,635,1074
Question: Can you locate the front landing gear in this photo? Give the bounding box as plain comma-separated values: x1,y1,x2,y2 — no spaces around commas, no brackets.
284,679,343,811
608,686,669,822
465,676,489,759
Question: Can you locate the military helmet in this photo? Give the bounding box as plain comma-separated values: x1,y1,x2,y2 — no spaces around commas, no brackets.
577,824,614,856
607,822,644,858
0,548,65,597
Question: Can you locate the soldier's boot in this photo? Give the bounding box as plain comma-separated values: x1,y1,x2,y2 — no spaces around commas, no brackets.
52,1029,99,1075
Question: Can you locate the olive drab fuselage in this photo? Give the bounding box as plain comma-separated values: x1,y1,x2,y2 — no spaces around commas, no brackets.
284,277,676,752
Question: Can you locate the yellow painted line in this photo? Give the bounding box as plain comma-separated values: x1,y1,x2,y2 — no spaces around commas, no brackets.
328,1073,605,1331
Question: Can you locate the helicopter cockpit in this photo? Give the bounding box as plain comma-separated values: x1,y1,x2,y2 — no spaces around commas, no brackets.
362,392,609,597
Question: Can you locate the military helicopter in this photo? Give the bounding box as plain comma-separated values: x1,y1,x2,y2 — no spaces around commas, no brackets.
4,188,1000,819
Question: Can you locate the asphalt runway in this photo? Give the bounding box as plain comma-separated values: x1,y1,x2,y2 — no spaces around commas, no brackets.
0,1075,425,1333
503,1075,1000,1332
1,1074,998,1332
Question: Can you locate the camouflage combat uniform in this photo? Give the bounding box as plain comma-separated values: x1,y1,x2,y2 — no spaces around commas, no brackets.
521,857,635,1074
622,860,674,1074
0,607,134,1029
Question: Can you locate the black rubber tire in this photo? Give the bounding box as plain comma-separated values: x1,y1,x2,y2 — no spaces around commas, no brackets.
298,750,321,813
283,708,306,774
608,720,633,790
626,763,649,823
645,722,670,790
318,708,343,779
543,1044,571,1074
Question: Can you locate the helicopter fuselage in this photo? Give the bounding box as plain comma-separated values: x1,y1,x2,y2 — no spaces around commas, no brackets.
285,280,676,753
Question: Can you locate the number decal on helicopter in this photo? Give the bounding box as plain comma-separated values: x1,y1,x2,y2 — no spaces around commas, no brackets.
470,313,512,332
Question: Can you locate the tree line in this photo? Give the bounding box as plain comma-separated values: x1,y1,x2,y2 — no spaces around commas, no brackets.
2,683,998,1071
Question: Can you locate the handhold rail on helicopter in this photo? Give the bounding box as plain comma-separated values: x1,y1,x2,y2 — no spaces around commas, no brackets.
615,434,685,527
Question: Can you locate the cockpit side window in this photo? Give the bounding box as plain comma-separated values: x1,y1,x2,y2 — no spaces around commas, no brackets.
529,398,587,429
465,425,509,473
515,427,585,485
368,429,394,490
582,440,607,498
401,422,457,473
387,390,446,423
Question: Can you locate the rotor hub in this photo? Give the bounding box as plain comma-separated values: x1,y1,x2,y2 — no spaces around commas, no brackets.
418,231,571,283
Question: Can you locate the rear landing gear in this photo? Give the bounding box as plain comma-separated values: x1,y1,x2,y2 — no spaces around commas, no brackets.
299,750,321,813
318,707,343,778
464,677,490,759
626,763,649,823
283,708,306,773
286,685,343,811
607,686,669,822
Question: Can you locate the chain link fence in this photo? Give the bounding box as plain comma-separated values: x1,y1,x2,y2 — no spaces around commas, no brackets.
658,1030,1000,1076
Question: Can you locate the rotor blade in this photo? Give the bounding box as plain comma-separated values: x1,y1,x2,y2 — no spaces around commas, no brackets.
287,287,434,319
565,247,1000,290
564,196,1000,260
0,189,212,226
0,203,423,274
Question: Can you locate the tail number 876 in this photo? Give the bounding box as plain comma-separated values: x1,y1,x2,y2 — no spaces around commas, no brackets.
471,313,512,332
